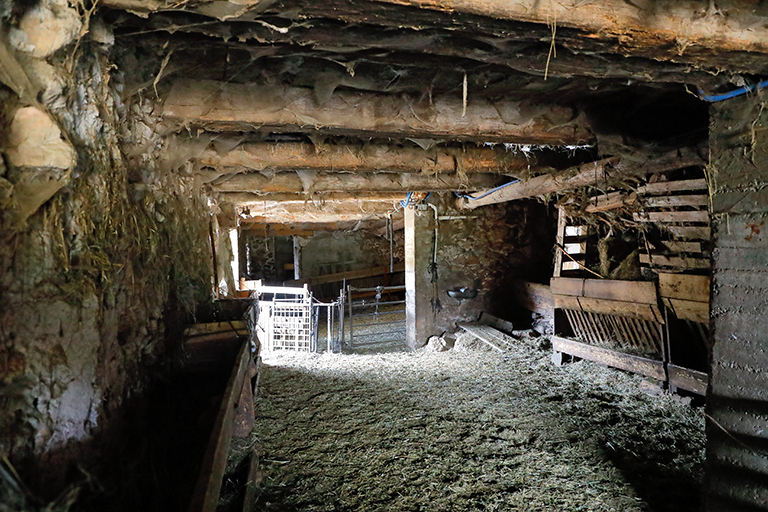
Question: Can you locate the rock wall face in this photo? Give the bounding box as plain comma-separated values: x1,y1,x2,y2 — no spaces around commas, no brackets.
299,230,403,277
0,2,212,500
429,193,552,335
706,95,768,511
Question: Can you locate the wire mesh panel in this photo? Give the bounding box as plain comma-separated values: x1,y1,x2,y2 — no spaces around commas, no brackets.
269,300,314,352
249,281,316,353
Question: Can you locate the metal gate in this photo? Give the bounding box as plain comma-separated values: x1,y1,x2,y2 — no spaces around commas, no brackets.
249,281,315,352
312,289,345,353
246,280,347,353
347,285,406,348
269,299,314,351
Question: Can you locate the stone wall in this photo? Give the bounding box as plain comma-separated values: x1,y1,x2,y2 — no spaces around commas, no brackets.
706,95,768,510
412,193,552,343
0,2,212,501
298,230,403,278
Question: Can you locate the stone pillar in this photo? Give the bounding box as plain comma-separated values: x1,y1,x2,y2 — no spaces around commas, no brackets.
707,96,768,510
405,205,435,349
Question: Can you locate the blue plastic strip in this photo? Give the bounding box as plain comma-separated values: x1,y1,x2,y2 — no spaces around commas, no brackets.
454,179,520,200
698,79,768,102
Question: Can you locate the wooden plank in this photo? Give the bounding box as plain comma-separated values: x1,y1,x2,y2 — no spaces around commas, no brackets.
242,281,309,296
584,280,657,304
287,263,405,287
479,312,515,335
184,330,248,345
662,297,710,324
664,225,712,240
189,342,251,512
184,321,247,337
553,294,665,323
662,241,703,253
637,179,708,195
668,364,709,395
551,336,665,380
643,194,709,207
550,277,585,296
550,277,658,304
553,207,566,278
243,224,315,237
561,261,582,271
509,280,554,315
584,191,633,213
457,323,504,352
658,273,711,302
564,225,588,237
634,210,709,223
639,254,711,269
242,450,262,512
564,242,587,254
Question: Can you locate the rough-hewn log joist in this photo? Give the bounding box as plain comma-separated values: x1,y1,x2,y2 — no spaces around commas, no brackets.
214,171,504,194
377,0,768,59
106,1,768,69
163,80,591,145
241,209,391,224
458,148,704,209
197,142,539,175
237,200,394,216
221,192,406,204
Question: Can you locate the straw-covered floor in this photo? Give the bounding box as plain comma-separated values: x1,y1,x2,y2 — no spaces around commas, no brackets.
251,333,704,511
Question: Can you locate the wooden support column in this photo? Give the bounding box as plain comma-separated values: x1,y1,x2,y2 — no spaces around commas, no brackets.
405,205,435,349
706,96,768,511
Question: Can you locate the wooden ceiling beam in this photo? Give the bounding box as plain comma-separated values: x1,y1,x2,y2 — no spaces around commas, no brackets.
163,79,592,145
239,201,395,215
198,142,539,175
368,0,768,63
458,148,704,209
242,219,386,234
119,13,727,88
220,191,406,204
240,210,390,224
212,171,505,193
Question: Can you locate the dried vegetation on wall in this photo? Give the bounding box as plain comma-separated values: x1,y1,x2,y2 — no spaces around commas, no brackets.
0,0,214,503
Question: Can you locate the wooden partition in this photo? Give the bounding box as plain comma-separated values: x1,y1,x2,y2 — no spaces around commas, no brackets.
551,276,710,395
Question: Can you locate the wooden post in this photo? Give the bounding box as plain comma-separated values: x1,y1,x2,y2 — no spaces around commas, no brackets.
553,206,566,278
405,205,436,349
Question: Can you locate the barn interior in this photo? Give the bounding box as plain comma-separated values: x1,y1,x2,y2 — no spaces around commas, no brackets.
2,1,768,511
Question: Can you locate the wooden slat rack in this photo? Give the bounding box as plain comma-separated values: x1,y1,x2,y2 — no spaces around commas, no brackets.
551,276,709,395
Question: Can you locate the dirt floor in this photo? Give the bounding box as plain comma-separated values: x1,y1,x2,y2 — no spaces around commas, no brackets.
250,332,705,512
